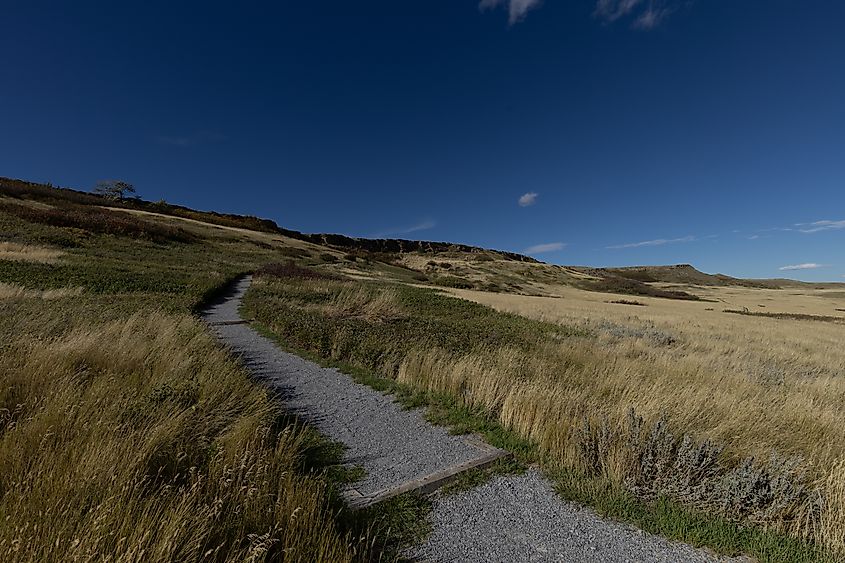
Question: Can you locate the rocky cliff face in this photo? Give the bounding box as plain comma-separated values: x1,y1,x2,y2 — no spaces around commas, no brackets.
296,233,537,262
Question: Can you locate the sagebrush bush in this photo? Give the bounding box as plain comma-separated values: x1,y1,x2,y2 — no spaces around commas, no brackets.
575,410,817,533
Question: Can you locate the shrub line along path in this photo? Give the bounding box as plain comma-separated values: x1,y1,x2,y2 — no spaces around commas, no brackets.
204,276,741,562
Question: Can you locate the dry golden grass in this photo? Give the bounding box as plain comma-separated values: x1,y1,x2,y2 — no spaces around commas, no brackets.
248,273,844,553
821,460,845,551
0,282,83,300
421,283,845,548
0,242,63,264
329,285,404,323
0,311,360,562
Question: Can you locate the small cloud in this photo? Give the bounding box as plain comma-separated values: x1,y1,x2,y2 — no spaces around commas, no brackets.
756,226,793,233
606,235,696,250
594,0,643,22
518,192,538,207
524,242,566,254
796,220,845,234
632,5,673,29
372,219,436,238
403,219,437,234
594,0,677,30
479,0,543,25
779,263,826,271
748,235,760,240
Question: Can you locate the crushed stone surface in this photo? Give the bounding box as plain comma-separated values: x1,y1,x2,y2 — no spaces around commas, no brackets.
408,469,747,563
203,276,491,496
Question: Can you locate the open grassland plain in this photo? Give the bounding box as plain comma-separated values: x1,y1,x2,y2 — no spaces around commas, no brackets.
0,182,406,562
245,266,845,562
5,178,845,561
442,282,845,474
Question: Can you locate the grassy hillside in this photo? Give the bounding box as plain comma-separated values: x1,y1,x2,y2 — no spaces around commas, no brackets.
3,177,844,561
0,181,399,561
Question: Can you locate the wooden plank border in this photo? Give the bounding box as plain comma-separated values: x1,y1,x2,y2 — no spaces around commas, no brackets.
343,437,511,510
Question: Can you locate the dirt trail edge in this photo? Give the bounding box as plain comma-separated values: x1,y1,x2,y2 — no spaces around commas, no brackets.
204,277,744,562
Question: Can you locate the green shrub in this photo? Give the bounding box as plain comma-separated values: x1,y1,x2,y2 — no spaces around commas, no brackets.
433,276,474,289
320,253,339,263
256,261,340,281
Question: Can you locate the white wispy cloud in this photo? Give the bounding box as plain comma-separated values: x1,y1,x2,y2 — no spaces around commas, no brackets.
479,0,682,27
479,0,542,25
594,0,642,22
796,220,845,234
518,192,538,207
632,5,672,29
524,242,566,254
403,219,437,234
594,0,677,29
606,235,696,250
372,219,436,238
779,263,826,271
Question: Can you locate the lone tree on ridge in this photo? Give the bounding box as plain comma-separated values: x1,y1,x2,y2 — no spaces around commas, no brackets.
93,179,137,200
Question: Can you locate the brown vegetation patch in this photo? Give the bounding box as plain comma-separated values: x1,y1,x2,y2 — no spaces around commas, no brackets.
723,309,845,324
579,276,701,301
608,299,647,306
0,201,195,243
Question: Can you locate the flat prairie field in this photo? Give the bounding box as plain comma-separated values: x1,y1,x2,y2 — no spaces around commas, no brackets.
442,283,845,471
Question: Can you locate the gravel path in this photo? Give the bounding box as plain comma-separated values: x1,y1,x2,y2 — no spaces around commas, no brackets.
205,277,744,562
408,469,744,563
202,276,494,498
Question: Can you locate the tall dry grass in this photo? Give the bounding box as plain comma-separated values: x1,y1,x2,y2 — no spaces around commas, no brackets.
327,285,404,323
0,242,63,263
247,276,845,553
0,282,83,301
434,286,845,551
0,311,360,562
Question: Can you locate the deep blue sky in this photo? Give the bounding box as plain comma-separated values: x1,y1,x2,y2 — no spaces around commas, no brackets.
3,1,844,280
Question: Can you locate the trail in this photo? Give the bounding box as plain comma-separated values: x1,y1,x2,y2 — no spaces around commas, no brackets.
203,276,505,506
203,277,742,562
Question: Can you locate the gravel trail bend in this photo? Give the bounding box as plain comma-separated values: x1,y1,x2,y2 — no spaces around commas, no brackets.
204,276,744,563
203,276,499,501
